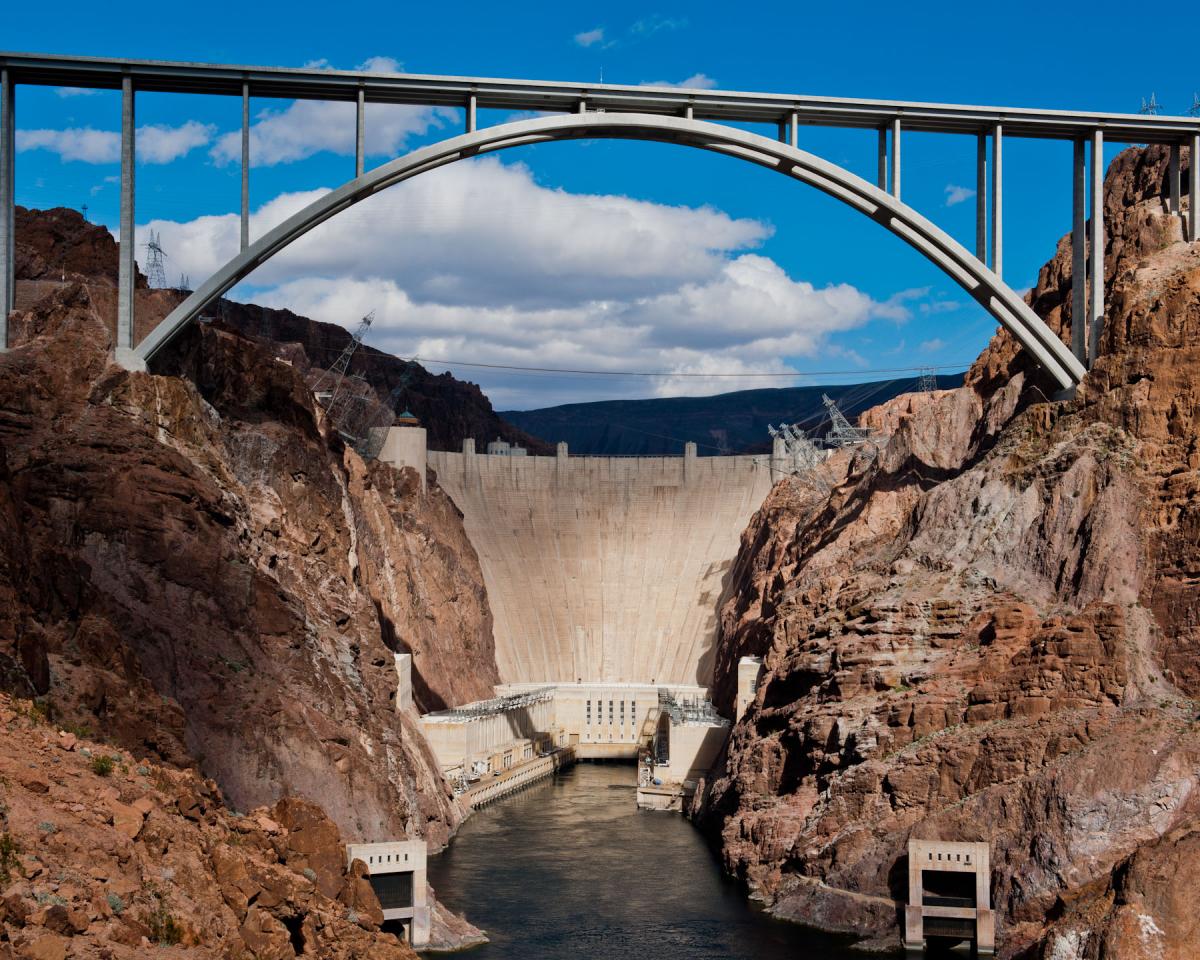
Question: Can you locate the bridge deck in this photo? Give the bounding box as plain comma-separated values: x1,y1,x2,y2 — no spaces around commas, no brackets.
2,52,1198,143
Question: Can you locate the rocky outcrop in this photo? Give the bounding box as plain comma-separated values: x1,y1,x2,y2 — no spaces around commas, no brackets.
211,300,552,454
696,144,1200,957
12,205,547,454
0,692,418,959
0,280,498,853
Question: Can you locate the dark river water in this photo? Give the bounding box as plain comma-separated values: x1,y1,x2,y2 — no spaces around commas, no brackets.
426,763,862,959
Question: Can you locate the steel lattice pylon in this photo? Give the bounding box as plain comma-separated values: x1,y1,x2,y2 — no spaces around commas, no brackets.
821,393,874,447
768,422,831,493
142,230,168,289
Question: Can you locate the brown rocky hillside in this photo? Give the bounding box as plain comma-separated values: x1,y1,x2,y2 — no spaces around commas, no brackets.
0,273,501,952
0,691,421,959
11,205,548,454
696,144,1200,960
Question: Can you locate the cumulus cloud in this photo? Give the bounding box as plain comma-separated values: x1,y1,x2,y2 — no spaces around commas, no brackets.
141,157,909,405
152,157,772,307
574,27,605,47
17,128,118,163
210,99,454,167
643,73,718,89
919,338,947,352
356,56,402,73
944,183,976,206
137,122,217,163
15,121,214,164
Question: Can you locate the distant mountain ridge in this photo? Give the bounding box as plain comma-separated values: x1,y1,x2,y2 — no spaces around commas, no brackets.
501,375,963,456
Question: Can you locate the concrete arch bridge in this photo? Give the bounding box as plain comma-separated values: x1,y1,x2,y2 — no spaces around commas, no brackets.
2,53,1199,387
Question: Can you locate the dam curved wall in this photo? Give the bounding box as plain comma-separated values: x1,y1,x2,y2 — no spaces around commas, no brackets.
428,448,774,687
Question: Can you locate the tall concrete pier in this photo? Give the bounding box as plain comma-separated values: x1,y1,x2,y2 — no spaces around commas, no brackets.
428,446,773,687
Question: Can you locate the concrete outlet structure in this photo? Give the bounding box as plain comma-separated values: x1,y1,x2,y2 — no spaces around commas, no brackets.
393,653,412,713
345,840,429,947
904,839,994,956
736,656,764,720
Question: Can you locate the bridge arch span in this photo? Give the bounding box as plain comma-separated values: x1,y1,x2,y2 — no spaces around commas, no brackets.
138,112,1085,388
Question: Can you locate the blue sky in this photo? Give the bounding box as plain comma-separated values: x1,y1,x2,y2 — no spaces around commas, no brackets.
6,0,1196,408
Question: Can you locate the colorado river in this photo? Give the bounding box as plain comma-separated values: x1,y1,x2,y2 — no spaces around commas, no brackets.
427,763,861,958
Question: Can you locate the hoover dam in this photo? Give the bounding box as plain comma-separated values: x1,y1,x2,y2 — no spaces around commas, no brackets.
428,441,775,687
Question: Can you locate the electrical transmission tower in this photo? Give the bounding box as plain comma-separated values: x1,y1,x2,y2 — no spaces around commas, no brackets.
142,230,168,289
309,311,395,459
1138,93,1162,116
768,422,830,493
311,310,375,411
821,394,874,447
917,367,938,394
1189,94,1200,118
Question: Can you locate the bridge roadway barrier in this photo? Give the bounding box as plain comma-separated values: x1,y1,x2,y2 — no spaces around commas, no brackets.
463,746,576,809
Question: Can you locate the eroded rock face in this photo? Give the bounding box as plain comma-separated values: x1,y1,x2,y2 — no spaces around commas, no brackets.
0,694,417,959
696,145,1200,957
0,283,497,850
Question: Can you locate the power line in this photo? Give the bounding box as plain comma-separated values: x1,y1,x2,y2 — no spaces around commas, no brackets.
408,357,973,379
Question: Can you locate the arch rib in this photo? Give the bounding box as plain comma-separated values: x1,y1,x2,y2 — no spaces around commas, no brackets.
138,113,1086,389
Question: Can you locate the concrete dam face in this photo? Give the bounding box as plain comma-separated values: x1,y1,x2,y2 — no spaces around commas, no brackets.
428,447,774,687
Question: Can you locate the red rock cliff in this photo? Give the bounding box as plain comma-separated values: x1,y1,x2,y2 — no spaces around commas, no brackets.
0,280,499,852
697,145,1200,959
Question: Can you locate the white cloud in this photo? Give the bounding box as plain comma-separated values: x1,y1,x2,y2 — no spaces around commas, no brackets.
152,158,772,306
919,299,961,315
919,338,947,352
643,73,718,89
210,99,454,167
357,56,402,73
16,122,215,164
631,15,687,36
944,184,976,207
137,121,216,163
17,128,118,163
54,87,98,98
574,27,605,47
141,158,910,406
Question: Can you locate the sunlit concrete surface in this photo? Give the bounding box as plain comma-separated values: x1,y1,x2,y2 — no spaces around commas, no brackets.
428,447,774,686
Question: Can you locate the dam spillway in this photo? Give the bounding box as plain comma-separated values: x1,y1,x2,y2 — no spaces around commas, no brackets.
427,444,774,687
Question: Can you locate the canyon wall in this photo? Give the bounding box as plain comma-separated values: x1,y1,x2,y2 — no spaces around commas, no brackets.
0,279,499,852
429,449,775,685
696,144,1200,960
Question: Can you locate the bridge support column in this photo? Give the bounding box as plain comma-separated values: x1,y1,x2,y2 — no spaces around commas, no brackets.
240,81,249,251
1191,134,1200,242
975,133,987,262
0,67,13,347
117,74,136,357
877,128,887,191
1168,142,1181,217
1071,139,1087,366
889,118,901,200
466,94,477,133
355,87,365,177
1089,130,1105,365
990,123,1002,281
788,111,798,149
